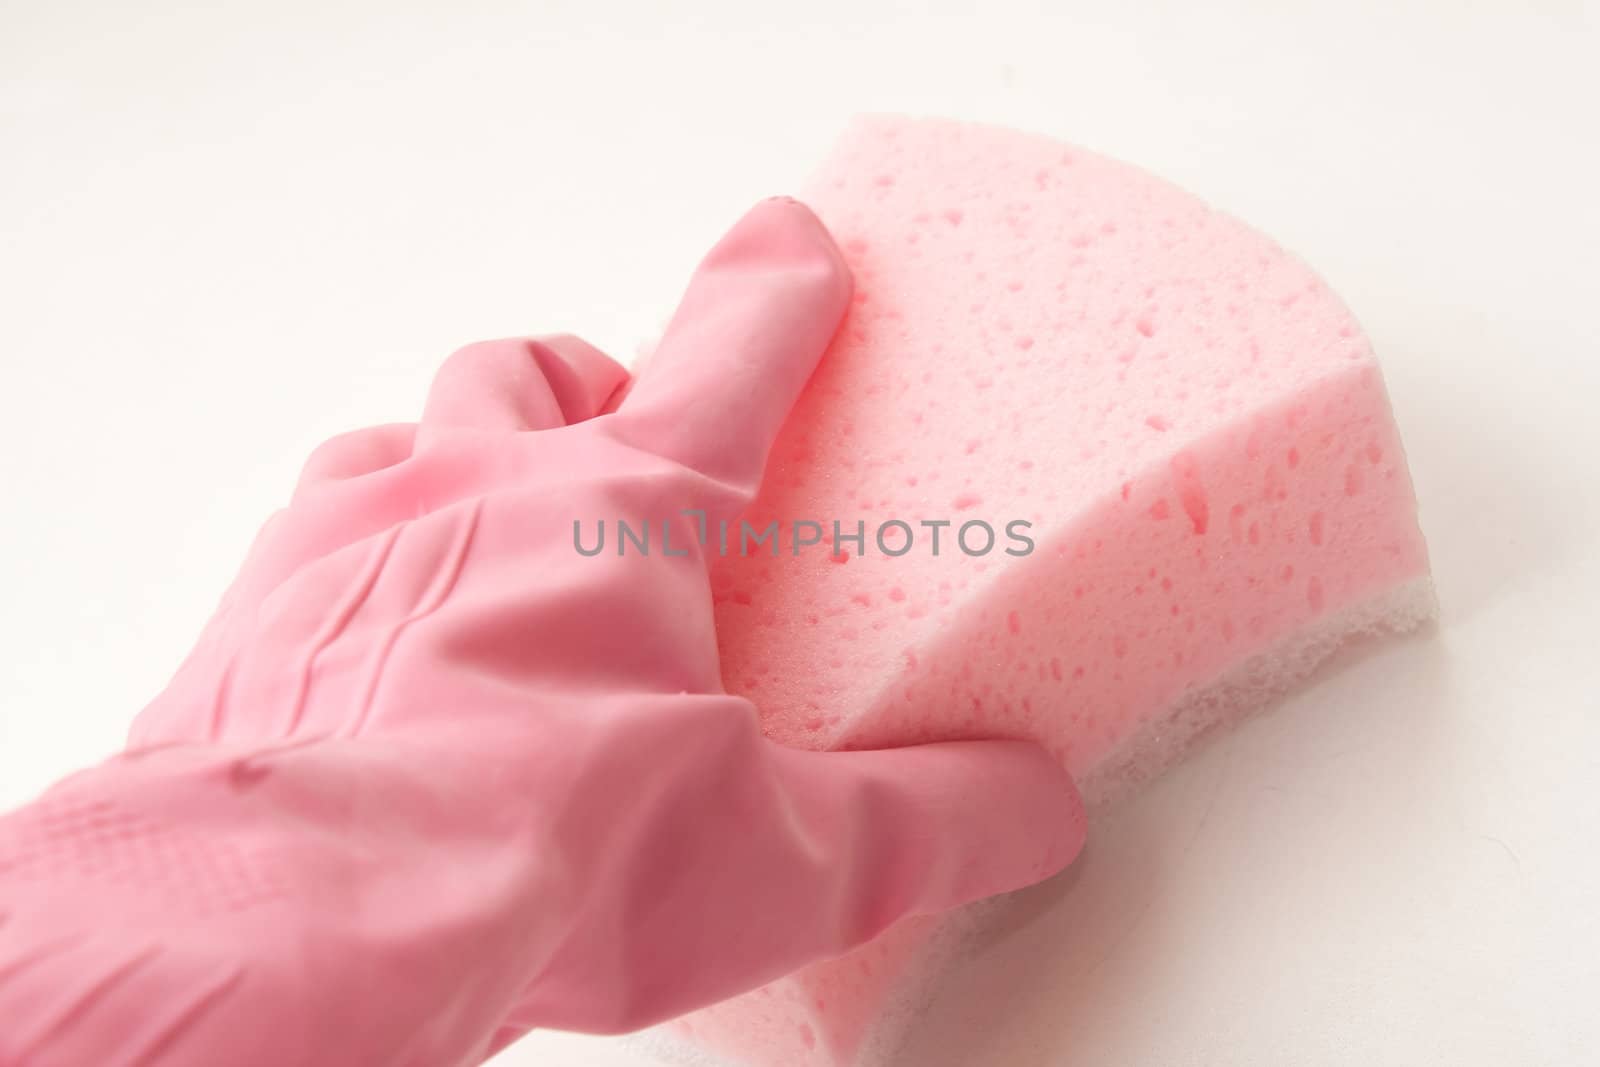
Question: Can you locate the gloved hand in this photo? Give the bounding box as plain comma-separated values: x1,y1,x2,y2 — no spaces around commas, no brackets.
0,199,1086,1067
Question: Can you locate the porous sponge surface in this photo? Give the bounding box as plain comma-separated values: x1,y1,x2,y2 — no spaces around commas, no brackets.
679,116,1432,1066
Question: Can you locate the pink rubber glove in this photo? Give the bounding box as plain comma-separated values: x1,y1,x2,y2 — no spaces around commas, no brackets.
0,199,1086,1066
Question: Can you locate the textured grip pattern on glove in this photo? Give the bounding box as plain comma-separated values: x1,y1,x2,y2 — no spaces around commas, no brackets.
0,792,287,919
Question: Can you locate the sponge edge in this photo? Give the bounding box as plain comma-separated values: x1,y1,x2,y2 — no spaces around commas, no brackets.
1078,573,1436,809
629,581,1435,1067
656,116,1433,1066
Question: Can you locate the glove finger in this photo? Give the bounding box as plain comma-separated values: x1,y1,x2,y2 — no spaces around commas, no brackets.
529,334,632,423
608,198,852,504
732,737,1086,993
294,422,418,496
418,334,629,446
513,704,1085,1033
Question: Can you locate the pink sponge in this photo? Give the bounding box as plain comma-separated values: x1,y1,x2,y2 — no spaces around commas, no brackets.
651,116,1433,1066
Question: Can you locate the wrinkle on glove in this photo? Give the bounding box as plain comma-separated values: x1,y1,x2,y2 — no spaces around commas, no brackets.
0,199,1086,1067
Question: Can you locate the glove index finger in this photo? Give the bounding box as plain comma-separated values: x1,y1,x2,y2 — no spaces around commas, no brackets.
611,197,852,504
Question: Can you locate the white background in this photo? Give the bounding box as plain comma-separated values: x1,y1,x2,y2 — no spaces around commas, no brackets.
3,2,1597,1064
